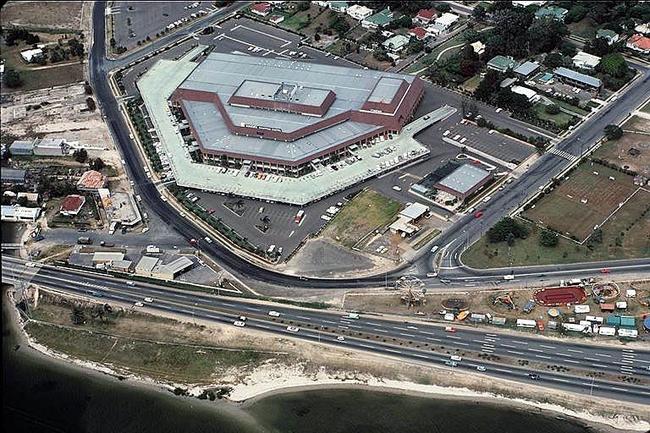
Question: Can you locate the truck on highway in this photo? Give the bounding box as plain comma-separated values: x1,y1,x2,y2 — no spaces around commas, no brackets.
294,210,305,224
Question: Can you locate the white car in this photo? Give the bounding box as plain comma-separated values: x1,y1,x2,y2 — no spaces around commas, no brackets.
144,297,154,303
238,316,247,321
286,326,300,332
233,321,246,327
495,107,502,113
337,336,345,341
392,185,402,192
476,365,486,372
268,311,281,317
134,302,144,307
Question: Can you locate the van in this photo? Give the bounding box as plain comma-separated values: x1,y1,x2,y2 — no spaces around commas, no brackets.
482,195,491,203
450,355,462,362
204,236,213,244
347,313,360,319
426,272,438,278
126,281,135,286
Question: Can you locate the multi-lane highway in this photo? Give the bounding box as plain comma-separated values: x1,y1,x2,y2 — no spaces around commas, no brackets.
4,257,650,403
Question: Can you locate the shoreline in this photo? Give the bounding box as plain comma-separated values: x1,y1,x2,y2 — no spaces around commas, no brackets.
6,290,649,433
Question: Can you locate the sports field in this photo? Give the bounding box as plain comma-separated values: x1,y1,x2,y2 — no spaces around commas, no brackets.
523,163,639,242
592,131,650,177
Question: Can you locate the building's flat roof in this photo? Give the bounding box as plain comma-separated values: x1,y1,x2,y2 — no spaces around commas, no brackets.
399,202,429,220
488,55,515,69
513,61,540,76
1,168,27,180
77,170,106,189
9,140,34,150
136,256,160,273
111,259,133,269
554,67,602,87
232,79,331,108
92,252,125,262
572,51,601,67
437,163,491,194
175,52,418,163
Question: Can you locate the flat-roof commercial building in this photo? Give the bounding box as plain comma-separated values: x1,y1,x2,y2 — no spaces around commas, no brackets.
9,140,35,155
572,51,601,70
1,168,27,184
170,53,424,177
134,255,193,280
1,205,41,222
513,61,540,78
434,163,492,200
553,67,602,89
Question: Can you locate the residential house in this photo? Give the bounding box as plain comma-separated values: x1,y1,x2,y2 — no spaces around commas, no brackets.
512,1,546,6
434,12,459,30
60,194,86,216
382,34,411,53
414,8,437,25
408,27,428,41
269,15,285,24
513,60,540,78
534,6,568,21
77,170,108,193
487,55,516,73
329,1,348,12
553,67,602,89
361,7,394,30
626,33,650,54
634,23,650,35
572,51,601,70
470,41,485,55
510,85,540,102
596,29,619,45
346,4,373,21
20,48,44,63
250,2,271,17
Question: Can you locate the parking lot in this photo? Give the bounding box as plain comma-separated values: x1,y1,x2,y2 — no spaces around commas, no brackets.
110,1,214,50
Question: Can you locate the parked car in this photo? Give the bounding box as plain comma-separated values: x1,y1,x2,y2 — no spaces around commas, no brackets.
233,321,246,327
286,326,300,332
445,326,456,333
268,311,281,317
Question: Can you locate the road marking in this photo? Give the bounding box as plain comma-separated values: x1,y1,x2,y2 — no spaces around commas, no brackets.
446,335,461,340
372,328,388,333
482,348,494,353
583,357,600,362
594,353,611,358
567,349,583,353
483,343,495,348
399,333,416,338
500,344,517,349
394,327,409,331
486,334,497,337
507,350,524,356
528,348,543,353
385,348,403,354
426,337,441,342
296,315,312,320
620,359,634,364
412,353,429,359
535,354,552,360
539,344,555,349
455,342,469,346
513,341,528,345
563,359,580,364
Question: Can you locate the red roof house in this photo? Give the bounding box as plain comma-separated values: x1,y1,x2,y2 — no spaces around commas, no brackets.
251,2,272,16
60,194,86,216
415,8,437,25
409,26,428,41
626,33,650,54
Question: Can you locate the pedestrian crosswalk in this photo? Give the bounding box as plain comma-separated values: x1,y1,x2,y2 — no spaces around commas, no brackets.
549,148,578,162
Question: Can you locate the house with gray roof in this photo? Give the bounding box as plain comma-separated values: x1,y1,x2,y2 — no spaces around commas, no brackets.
553,67,602,89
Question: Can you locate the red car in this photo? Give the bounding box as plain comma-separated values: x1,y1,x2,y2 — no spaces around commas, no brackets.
445,326,456,333
474,210,484,218
600,268,610,274
207,208,216,214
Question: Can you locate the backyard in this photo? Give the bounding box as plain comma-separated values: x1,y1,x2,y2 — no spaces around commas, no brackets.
323,189,402,248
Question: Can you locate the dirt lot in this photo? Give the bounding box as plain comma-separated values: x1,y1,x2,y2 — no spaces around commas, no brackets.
322,189,401,248
523,162,640,241
1,1,84,31
593,132,650,177
1,83,110,146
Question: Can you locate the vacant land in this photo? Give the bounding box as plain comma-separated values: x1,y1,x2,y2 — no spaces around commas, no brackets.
1,1,83,31
641,100,650,114
593,132,650,177
567,17,598,39
323,189,401,248
523,163,638,241
26,293,284,383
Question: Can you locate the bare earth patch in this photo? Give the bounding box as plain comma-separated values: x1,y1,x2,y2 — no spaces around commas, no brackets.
1,1,83,31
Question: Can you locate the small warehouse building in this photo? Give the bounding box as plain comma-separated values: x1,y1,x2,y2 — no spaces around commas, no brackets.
1,205,41,222
434,163,492,200
151,256,194,280
92,251,126,265
389,202,429,237
135,256,160,276
9,140,35,155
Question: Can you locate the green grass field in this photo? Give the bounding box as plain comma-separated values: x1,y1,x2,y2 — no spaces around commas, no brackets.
323,189,401,248
641,100,650,114
533,103,575,128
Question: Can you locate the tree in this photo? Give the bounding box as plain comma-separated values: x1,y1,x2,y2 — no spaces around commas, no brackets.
3,69,23,88
71,306,86,325
585,36,614,56
91,158,105,171
559,41,577,57
604,124,623,140
314,32,321,41
474,69,501,102
329,13,350,36
436,2,451,13
86,97,96,111
544,52,564,68
565,4,588,23
539,229,559,247
406,40,424,55
487,217,529,243
597,53,628,78
545,104,560,115
84,82,93,95
297,1,310,11
527,17,568,55
387,15,412,30
473,5,486,21
73,148,88,163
